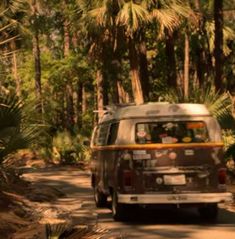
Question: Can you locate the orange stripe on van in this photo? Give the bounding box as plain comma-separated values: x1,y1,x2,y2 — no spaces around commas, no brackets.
91,143,224,151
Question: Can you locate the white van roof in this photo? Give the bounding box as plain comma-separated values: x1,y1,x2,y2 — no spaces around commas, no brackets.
100,103,211,123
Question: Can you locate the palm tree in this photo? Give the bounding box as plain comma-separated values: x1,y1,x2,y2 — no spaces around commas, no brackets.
79,0,186,104
115,0,149,104
193,0,207,87
214,0,224,91
169,1,198,99
77,0,118,121
188,0,234,92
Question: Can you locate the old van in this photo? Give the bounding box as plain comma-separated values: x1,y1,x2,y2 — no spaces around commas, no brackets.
90,103,232,221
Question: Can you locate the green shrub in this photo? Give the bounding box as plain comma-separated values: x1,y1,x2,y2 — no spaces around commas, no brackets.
52,131,90,164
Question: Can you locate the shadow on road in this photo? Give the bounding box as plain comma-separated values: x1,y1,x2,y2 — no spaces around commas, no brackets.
98,201,235,226
23,167,235,238
23,168,92,196
97,205,235,238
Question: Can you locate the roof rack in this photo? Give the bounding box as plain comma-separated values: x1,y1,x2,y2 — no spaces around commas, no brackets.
103,103,135,111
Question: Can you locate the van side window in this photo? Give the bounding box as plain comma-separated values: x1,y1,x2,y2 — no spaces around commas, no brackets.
93,124,110,146
107,122,119,145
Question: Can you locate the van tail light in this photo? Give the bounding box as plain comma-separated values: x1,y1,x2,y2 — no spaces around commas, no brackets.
218,168,227,184
123,170,133,187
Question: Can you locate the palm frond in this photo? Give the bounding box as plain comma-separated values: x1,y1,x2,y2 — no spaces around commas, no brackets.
0,22,16,32
0,0,27,15
0,94,22,130
225,143,235,160
223,25,235,56
0,93,43,162
205,21,235,56
116,1,149,35
148,0,195,35
154,82,183,103
0,127,19,142
223,129,235,160
150,8,180,33
88,5,112,27
170,1,196,19
45,222,71,239
203,89,234,129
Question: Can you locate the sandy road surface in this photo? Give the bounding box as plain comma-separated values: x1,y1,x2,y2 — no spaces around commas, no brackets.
23,167,235,239
23,166,97,227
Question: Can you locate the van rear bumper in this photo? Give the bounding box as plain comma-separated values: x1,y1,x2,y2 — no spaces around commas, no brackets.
118,192,233,204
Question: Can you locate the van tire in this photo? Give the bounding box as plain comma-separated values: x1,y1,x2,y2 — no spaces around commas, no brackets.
198,204,218,221
94,186,107,208
112,191,125,221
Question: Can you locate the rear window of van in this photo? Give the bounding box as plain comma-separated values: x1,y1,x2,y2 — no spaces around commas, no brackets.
136,121,209,144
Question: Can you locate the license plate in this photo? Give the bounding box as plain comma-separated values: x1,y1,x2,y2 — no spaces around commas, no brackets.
163,174,186,185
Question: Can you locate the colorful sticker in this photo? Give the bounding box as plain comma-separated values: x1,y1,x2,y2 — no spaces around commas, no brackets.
187,122,205,129
137,131,147,138
182,137,192,143
162,136,175,144
169,152,177,160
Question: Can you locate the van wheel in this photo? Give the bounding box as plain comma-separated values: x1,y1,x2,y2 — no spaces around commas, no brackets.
94,186,107,207
198,204,218,221
112,191,126,221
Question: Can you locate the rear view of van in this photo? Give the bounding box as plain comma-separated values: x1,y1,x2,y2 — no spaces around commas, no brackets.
90,103,232,221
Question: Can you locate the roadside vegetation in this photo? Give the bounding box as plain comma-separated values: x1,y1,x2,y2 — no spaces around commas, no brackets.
0,0,235,238
0,0,235,166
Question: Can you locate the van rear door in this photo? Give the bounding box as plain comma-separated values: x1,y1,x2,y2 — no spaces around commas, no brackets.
125,121,225,194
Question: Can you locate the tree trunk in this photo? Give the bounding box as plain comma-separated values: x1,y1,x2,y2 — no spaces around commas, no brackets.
63,12,75,132
63,19,70,57
194,0,200,9
117,80,130,104
65,83,75,132
110,59,120,104
32,30,43,114
54,91,65,129
165,29,177,88
194,0,206,87
12,52,21,97
76,82,83,128
195,44,205,87
32,0,43,115
82,85,87,114
102,73,109,106
193,0,213,81
184,32,190,100
65,86,75,132
128,37,144,105
139,31,149,101
10,41,21,97
214,0,224,91
97,69,104,121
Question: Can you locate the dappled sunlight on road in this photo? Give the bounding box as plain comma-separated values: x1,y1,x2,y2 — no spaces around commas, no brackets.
23,166,235,239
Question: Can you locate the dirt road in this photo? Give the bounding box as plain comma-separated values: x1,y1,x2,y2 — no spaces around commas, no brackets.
22,167,97,226
23,166,235,239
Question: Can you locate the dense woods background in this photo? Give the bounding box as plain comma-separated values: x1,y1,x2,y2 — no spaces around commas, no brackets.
0,0,235,163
